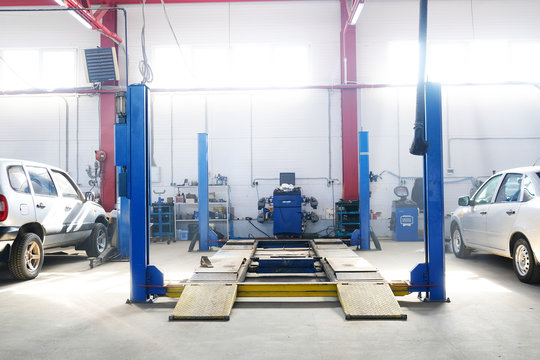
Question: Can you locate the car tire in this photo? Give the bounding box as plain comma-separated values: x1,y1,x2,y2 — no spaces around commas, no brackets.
452,226,471,258
86,223,108,257
512,238,540,284
8,233,44,280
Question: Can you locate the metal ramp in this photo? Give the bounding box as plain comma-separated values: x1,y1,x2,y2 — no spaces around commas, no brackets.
337,282,406,320
170,283,237,320
169,239,407,321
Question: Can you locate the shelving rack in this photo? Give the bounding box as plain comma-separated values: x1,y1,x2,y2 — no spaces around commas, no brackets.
150,198,175,242
335,199,360,238
174,185,231,240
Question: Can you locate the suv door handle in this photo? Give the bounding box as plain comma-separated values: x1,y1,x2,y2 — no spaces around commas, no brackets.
36,203,46,209
65,206,72,211
480,211,487,215
506,210,516,215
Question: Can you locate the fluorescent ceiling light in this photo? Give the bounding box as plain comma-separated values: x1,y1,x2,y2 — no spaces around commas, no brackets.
54,0,92,30
350,2,365,25
69,10,92,29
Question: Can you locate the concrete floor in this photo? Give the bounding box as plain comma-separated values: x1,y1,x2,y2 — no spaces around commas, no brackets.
1,239,539,360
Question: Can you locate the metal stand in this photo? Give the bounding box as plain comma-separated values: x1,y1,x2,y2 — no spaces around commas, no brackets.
358,131,370,249
116,84,164,302
410,82,447,302
198,133,209,251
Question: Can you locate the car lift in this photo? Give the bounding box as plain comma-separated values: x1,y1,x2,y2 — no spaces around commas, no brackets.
115,81,446,320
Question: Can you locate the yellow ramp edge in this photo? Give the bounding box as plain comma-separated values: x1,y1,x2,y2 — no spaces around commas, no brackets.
337,282,406,320
170,283,237,321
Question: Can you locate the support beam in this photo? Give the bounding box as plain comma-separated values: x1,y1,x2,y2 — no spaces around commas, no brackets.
409,83,447,301
198,133,209,251
115,85,151,302
358,131,370,249
423,82,446,301
99,7,117,212
340,0,359,201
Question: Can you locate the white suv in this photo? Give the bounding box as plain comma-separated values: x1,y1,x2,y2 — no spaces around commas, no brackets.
0,159,108,280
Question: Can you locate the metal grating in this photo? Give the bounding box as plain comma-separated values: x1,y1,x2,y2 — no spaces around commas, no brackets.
83,47,119,83
337,282,406,320
170,283,237,321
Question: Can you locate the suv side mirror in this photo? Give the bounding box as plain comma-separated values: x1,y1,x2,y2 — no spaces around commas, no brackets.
85,191,96,202
458,196,470,206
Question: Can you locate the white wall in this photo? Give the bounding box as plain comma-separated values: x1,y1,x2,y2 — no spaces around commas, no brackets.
1,0,540,228
0,95,101,192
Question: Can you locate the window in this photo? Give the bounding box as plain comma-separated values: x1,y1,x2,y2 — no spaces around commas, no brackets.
7,166,30,194
388,41,540,84
51,170,80,199
152,46,194,88
41,49,76,89
469,41,510,83
495,173,522,203
387,41,418,84
152,44,312,88
0,48,77,91
522,175,536,202
0,49,39,90
428,43,468,84
472,175,502,205
27,167,57,197
511,43,540,82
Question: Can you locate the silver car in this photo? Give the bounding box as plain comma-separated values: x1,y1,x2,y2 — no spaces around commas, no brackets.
0,159,108,280
450,166,540,283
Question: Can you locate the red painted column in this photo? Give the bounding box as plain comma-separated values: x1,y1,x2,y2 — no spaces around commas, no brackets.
99,9,118,212
340,0,359,200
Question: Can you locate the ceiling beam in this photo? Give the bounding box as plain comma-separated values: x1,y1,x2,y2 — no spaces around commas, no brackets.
0,0,300,5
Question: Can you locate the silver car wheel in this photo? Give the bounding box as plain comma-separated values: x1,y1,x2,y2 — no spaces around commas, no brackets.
453,229,462,252
96,228,107,253
515,244,530,277
24,241,41,272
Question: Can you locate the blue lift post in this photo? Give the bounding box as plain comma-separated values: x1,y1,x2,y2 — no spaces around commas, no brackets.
358,131,370,249
410,82,447,302
116,84,164,302
198,133,209,251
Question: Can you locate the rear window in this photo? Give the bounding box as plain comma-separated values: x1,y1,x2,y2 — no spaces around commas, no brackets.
7,166,30,194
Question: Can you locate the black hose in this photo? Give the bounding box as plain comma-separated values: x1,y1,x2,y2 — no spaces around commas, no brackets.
247,219,272,238
409,0,430,156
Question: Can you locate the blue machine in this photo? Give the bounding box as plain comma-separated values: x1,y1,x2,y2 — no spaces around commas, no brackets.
272,189,303,235
390,186,422,242
257,173,319,236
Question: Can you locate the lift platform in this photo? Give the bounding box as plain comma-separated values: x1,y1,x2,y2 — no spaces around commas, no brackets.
169,239,406,321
